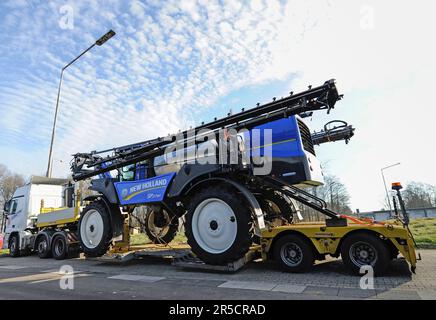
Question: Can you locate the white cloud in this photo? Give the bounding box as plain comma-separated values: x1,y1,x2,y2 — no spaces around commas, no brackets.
129,0,146,18
0,0,435,212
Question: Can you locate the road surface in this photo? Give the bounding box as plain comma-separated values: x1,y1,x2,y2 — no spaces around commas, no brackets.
1,249,435,300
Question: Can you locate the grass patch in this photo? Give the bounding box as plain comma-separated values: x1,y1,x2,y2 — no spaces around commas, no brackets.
0,249,8,255
130,232,187,245
407,218,436,248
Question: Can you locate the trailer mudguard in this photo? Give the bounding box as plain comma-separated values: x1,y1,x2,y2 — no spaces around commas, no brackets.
114,172,176,205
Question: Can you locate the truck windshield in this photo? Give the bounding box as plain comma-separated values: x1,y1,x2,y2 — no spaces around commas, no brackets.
8,200,17,215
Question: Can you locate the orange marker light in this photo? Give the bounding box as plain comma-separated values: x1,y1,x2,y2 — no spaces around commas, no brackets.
391,182,402,190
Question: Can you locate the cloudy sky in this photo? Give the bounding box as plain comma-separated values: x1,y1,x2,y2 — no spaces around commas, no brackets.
0,0,435,211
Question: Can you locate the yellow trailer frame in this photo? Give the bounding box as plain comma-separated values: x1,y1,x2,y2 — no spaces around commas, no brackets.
102,214,418,274
36,196,81,228
260,219,418,271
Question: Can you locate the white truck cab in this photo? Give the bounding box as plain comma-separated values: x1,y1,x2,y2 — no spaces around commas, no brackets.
2,176,80,259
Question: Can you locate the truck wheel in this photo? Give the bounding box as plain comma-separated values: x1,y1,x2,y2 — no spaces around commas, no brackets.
79,201,113,257
36,235,51,259
9,234,21,257
273,234,314,273
144,208,179,244
185,185,253,265
52,235,68,260
340,233,390,276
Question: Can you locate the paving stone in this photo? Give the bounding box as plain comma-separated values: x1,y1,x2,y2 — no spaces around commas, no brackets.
108,274,165,282
158,278,225,288
272,284,306,294
303,286,339,296
376,289,421,300
218,280,276,291
338,288,377,298
0,265,29,270
417,289,436,300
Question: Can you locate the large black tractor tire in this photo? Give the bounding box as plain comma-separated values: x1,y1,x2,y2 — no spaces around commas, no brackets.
36,235,52,259
257,190,295,226
78,201,113,257
144,207,179,244
9,234,21,257
51,235,68,260
340,232,391,276
273,234,314,273
185,185,254,265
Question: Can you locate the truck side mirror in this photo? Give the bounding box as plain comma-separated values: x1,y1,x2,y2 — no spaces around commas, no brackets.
3,200,11,214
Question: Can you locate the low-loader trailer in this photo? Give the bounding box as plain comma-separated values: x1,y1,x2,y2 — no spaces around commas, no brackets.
1,177,417,275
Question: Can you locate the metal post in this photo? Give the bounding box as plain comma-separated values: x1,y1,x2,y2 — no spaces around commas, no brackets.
45,30,115,178
381,170,392,215
46,69,64,177
381,162,401,217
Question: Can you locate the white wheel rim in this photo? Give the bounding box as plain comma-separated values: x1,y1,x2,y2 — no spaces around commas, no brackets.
191,198,237,254
80,209,104,249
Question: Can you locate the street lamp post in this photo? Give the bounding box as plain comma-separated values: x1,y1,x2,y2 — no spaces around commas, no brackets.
46,30,116,178
381,162,401,217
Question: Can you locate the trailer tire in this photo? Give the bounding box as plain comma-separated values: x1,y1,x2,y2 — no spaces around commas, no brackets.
144,207,179,244
52,235,68,260
79,201,112,257
36,235,51,259
273,234,314,273
340,233,390,276
9,234,20,257
185,185,253,265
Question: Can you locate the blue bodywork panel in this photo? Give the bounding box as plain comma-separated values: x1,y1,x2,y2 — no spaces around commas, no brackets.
99,161,113,179
135,164,147,180
245,116,305,157
114,172,175,205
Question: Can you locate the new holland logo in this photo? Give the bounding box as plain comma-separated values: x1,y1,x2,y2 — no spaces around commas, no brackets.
121,178,168,201
121,188,128,198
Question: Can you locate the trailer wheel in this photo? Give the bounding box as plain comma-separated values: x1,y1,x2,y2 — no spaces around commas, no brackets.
273,234,314,273
52,235,68,260
144,208,179,244
79,201,112,257
9,234,20,257
185,186,253,265
36,235,51,259
340,233,390,275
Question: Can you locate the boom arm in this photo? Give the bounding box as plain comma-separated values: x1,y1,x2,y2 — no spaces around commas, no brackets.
71,79,343,181
311,120,355,145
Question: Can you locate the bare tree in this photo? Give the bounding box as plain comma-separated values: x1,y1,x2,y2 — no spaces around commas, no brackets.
75,179,95,200
402,181,436,208
0,164,25,205
0,164,25,232
299,174,352,221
